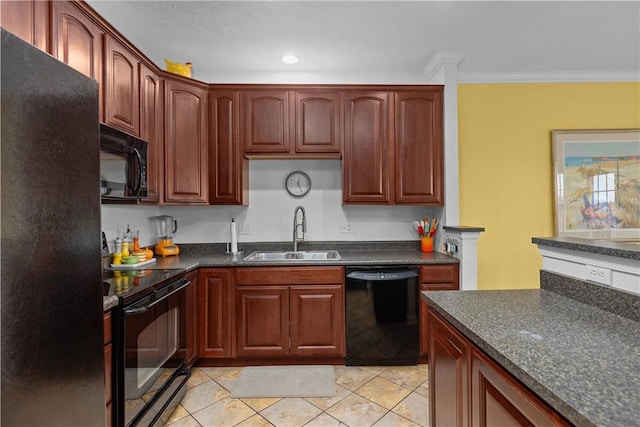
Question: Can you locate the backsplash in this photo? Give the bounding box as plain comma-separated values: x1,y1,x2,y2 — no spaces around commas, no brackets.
101,159,442,251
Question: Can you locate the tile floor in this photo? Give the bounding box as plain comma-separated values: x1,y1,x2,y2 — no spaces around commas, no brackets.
166,365,429,427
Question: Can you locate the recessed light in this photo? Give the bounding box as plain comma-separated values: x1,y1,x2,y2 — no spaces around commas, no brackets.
281,54,299,64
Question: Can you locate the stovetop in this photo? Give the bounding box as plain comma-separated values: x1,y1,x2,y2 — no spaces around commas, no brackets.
103,268,186,305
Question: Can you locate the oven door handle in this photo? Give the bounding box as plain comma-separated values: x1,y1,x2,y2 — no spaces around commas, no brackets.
124,278,190,315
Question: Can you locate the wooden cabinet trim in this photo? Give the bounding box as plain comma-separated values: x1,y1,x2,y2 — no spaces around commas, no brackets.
420,264,459,284
236,266,344,285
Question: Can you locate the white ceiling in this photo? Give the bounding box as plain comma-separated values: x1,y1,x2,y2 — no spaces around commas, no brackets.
86,1,640,84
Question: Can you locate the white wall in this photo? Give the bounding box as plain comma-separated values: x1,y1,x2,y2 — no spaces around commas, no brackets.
101,159,442,249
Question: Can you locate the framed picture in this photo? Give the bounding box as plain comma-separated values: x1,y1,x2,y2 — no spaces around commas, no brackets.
552,129,640,240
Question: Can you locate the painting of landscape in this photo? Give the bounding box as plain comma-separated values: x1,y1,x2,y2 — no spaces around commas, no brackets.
553,130,640,239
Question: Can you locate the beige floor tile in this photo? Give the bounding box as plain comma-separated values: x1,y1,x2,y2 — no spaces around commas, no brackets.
235,413,275,427
372,411,420,427
166,414,202,427
326,393,388,427
379,366,429,390
214,368,243,391
334,366,376,391
180,380,230,413
304,412,347,427
242,397,282,412
166,404,190,424
192,397,255,427
303,384,352,411
187,368,214,388
260,398,322,427
199,366,240,380
414,379,429,398
392,392,429,427
359,366,389,376
356,377,412,410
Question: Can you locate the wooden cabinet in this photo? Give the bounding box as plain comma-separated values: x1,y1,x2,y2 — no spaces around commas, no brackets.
198,269,233,358
294,91,341,154
139,64,164,202
164,77,209,204
104,36,139,136
428,308,570,427
235,267,345,359
1,0,49,52
103,312,112,427
184,270,199,366
420,263,459,359
471,348,569,427
342,91,393,203
394,90,443,204
209,89,247,204
52,1,104,118
241,89,290,154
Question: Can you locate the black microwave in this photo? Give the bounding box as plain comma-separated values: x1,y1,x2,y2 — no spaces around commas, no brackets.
99,123,148,202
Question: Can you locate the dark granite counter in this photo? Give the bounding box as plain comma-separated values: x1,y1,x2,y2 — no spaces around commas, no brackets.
532,236,640,261
104,241,457,311
422,276,640,427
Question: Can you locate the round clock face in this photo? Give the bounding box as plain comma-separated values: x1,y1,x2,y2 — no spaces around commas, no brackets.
285,171,311,197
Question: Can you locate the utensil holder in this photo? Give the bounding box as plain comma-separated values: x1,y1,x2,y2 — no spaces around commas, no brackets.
421,236,434,253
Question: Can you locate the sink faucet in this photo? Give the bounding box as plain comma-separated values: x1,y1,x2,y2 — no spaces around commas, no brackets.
293,206,307,251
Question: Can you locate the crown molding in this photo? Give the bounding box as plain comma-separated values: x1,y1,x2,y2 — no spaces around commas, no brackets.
423,49,467,80
458,71,640,83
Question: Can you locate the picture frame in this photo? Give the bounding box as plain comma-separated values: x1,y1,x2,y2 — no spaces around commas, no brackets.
552,129,640,240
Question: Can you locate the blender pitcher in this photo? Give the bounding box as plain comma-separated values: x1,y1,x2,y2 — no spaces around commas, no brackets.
152,215,179,256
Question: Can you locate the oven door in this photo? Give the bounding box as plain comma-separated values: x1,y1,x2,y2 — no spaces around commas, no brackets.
115,277,190,427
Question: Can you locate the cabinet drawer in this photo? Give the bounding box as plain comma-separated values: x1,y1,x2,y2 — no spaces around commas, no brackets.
420,264,458,284
236,266,344,285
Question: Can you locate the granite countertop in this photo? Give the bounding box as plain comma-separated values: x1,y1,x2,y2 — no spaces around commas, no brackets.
104,242,458,310
423,288,640,427
533,236,640,261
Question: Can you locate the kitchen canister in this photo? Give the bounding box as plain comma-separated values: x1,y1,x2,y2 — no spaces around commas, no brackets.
421,236,434,253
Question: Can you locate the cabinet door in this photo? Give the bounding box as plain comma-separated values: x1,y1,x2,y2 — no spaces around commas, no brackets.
294,91,341,153
343,91,392,203
420,264,460,358
1,0,49,52
140,64,164,203
198,269,233,358
290,285,345,357
164,78,208,203
241,90,290,153
236,286,289,357
395,90,444,204
209,90,247,204
104,37,139,136
471,349,569,427
429,309,469,427
103,312,112,427
53,1,104,118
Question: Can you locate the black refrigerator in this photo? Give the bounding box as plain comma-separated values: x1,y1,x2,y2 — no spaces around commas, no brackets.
1,29,106,425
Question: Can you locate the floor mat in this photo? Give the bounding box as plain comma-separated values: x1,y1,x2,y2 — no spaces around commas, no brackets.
229,365,336,398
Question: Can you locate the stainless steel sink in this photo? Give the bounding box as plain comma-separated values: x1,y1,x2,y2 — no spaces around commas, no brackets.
243,250,341,261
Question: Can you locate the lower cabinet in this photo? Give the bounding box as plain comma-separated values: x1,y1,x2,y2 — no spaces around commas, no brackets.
419,263,459,360
103,312,112,427
428,308,570,427
198,268,233,358
235,266,345,359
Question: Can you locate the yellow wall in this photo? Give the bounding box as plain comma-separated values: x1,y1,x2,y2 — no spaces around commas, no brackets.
458,82,640,289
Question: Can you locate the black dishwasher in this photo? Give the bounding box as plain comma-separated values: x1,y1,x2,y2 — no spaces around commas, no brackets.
345,266,419,366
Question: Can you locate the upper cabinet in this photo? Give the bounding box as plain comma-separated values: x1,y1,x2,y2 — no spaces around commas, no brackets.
52,1,104,118
209,89,247,205
394,89,444,204
139,64,164,203
241,87,342,157
1,0,49,52
342,86,444,206
294,91,341,154
104,36,140,136
164,77,209,204
342,91,393,204
241,89,290,154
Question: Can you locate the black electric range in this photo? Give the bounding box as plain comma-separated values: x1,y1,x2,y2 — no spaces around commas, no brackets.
103,268,187,306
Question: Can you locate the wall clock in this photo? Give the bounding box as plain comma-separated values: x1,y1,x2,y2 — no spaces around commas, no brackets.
285,171,311,197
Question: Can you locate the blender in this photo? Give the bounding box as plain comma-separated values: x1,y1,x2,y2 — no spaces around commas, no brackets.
152,215,180,256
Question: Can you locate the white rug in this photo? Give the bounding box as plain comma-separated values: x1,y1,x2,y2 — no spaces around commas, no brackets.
230,365,336,398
